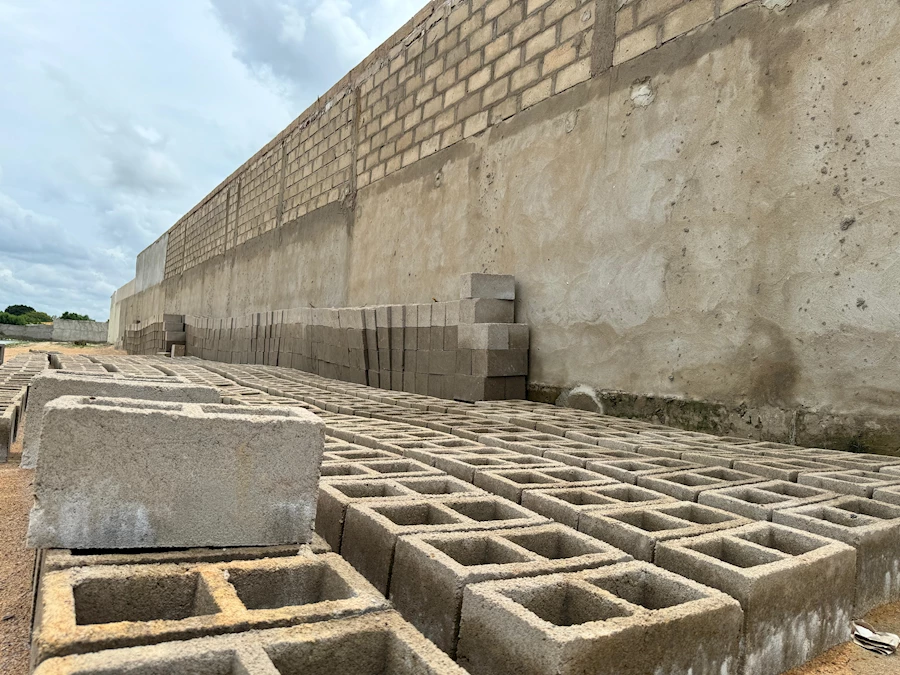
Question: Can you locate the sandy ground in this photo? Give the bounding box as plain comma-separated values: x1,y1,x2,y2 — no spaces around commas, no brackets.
0,430,33,675
0,349,899,673
4,341,124,360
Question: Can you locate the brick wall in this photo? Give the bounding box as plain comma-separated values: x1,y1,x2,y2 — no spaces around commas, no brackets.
159,0,763,280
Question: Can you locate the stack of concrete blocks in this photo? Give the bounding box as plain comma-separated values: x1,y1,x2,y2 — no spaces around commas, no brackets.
0,352,48,461
20,371,221,469
129,275,529,401
124,314,186,355
27,397,325,549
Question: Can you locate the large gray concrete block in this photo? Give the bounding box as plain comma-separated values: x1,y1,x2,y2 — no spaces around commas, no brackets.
21,371,220,468
460,273,515,300
656,523,856,675
456,561,743,675
27,397,325,549
774,496,900,614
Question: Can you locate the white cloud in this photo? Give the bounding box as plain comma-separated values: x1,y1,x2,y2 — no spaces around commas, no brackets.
0,0,416,321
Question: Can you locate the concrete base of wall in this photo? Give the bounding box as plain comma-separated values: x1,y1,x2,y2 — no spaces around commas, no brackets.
530,384,900,457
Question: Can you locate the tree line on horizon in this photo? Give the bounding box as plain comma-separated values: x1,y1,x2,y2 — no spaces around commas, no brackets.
0,305,93,326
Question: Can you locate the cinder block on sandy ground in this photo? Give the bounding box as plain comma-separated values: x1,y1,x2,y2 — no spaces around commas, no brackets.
21,371,220,468
521,484,678,529
656,522,856,675
456,561,743,675
316,476,484,552
32,611,467,675
637,467,763,501
390,524,631,656
474,467,616,503
1,395,21,462
797,469,900,498
579,502,751,561
774,496,900,614
698,480,836,521
31,553,388,666
341,496,549,593
27,397,325,549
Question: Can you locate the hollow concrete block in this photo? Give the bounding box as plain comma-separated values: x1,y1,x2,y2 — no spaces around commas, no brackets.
473,467,616,503
341,496,549,594
32,611,467,675
656,522,856,675
797,469,900,498
637,467,764,502
27,397,325,549
390,524,631,656
31,553,388,667
521,484,678,529
698,480,836,521
21,371,220,468
315,476,483,553
774,496,900,614
456,561,743,675
578,502,751,561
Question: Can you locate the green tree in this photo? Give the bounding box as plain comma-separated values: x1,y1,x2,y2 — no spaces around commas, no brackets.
4,304,34,316
60,312,92,321
0,312,26,325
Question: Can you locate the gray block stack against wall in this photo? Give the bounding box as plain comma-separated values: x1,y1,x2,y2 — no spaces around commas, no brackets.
127,274,529,401
123,314,187,355
21,371,221,469
27,397,326,549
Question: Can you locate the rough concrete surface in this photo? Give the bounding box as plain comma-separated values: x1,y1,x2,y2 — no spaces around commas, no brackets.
456,561,744,675
27,397,325,549
21,370,220,468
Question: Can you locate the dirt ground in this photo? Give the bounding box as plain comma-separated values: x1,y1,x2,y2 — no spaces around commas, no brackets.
0,355,899,673
0,430,33,675
3,341,124,360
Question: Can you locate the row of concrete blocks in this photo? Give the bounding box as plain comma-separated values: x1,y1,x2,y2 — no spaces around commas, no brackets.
333,443,900,613
311,462,859,675
123,314,186,355
0,353,49,460
136,275,528,400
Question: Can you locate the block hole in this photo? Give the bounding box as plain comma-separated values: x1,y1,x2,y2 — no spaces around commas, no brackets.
432,536,533,566
74,572,219,625
376,503,462,526
689,537,788,567
226,562,354,610
586,567,705,610
512,582,632,627
503,529,606,559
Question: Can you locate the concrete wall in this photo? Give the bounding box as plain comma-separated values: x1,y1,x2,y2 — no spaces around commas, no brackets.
108,279,136,346
0,321,109,343
112,0,900,453
135,234,168,293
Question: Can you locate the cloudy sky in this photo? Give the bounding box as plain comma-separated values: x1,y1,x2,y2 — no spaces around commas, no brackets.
0,0,421,320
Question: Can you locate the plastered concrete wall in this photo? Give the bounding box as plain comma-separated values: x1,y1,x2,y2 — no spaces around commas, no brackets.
0,321,108,343
108,279,135,346
135,233,168,293
114,0,900,452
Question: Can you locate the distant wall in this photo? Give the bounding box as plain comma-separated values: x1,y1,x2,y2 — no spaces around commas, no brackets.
111,0,900,453
0,320,109,343
108,279,136,347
